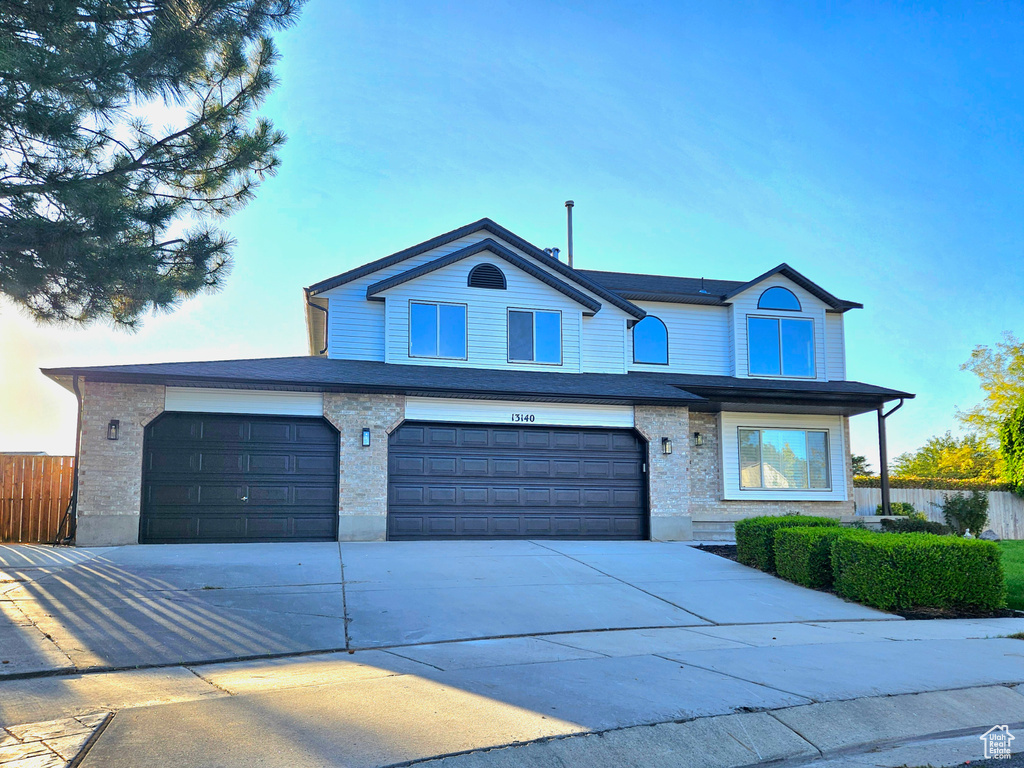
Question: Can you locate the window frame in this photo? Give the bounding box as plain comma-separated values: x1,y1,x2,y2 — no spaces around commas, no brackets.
737,427,832,491
757,286,802,311
746,315,816,378
408,300,468,361
632,315,670,365
506,307,563,366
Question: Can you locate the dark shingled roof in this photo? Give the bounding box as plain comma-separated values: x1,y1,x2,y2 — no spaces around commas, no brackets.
41,357,701,406
580,264,862,312
42,357,912,414
307,218,646,319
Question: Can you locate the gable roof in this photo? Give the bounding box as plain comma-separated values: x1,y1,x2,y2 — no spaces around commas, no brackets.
307,218,646,319
365,239,604,314
580,264,862,312
722,263,862,311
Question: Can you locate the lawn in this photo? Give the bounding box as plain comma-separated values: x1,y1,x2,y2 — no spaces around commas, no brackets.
999,541,1024,610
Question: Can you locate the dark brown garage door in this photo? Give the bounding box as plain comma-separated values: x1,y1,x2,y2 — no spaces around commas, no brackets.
388,422,647,540
141,413,339,544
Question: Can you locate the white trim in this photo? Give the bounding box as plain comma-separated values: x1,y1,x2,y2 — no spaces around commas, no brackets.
405,397,634,428
164,387,325,417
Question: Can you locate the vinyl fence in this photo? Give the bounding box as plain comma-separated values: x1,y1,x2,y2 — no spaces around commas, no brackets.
0,455,75,544
854,487,1024,539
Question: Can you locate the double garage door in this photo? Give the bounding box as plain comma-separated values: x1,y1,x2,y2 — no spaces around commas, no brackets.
387,422,647,540
142,414,647,543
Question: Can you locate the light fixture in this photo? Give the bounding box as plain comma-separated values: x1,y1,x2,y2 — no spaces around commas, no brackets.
361,428,371,447
693,431,705,447
107,419,120,441
661,437,672,455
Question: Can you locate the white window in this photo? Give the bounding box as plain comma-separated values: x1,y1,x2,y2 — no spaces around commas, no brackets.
508,309,561,364
410,301,467,359
738,428,830,490
748,316,815,377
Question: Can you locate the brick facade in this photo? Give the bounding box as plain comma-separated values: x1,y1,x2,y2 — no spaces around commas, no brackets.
76,380,165,546
634,406,691,540
323,393,405,541
687,411,855,541
71,382,855,546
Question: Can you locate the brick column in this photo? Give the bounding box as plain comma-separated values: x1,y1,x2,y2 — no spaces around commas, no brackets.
634,405,692,541
76,380,165,546
323,393,405,541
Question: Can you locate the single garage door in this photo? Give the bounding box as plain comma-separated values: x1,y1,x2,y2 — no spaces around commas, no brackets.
141,413,339,543
388,422,647,540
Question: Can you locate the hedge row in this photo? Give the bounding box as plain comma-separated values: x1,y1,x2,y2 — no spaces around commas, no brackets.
737,515,1007,611
853,475,1011,492
831,532,1006,611
734,515,839,573
774,527,849,590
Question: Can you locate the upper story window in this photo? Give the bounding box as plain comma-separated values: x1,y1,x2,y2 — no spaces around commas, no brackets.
633,316,668,365
739,428,830,490
468,263,506,289
748,316,814,377
410,301,467,359
508,309,561,364
758,286,801,311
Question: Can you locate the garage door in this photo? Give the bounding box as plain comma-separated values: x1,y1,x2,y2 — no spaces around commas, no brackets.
388,422,647,540
141,413,339,543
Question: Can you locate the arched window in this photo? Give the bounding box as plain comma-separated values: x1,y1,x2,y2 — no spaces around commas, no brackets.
633,316,668,365
757,286,801,311
468,263,506,290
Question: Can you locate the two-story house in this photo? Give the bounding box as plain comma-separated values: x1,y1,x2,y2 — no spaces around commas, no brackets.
44,218,912,546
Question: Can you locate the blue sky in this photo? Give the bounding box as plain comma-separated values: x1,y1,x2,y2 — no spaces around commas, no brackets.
2,1,1022,469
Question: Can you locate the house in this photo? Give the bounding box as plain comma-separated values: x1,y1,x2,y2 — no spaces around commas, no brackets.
42,218,912,546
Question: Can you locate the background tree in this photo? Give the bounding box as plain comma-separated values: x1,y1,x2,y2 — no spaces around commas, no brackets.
851,454,872,476
959,332,1024,443
1000,404,1024,496
0,0,303,328
890,431,1002,480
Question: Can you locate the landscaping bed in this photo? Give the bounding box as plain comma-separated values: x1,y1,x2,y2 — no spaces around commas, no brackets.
724,515,1014,620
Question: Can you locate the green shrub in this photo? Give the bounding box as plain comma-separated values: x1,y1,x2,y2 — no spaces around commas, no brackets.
774,527,854,589
880,517,952,535
1002,405,1024,498
832,532,1006,611
734,515,840,573
874,501,918,517
853,475,1010,492
940,491,990,535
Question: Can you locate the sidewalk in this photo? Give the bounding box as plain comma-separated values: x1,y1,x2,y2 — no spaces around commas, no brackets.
0,618,1022,767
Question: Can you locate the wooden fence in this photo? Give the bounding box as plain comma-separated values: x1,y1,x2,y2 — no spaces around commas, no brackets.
854,487,1024,539
0,455,75,544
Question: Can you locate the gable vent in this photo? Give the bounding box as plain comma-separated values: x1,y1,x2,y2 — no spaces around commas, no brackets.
468,263,507,290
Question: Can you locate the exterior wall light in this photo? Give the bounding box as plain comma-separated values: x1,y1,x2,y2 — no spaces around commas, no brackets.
107,419,120,441
361,428,371,447
661,437,672,455
693,432,705,447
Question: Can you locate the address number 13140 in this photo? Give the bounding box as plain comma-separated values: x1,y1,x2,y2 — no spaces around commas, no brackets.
511,413,536,423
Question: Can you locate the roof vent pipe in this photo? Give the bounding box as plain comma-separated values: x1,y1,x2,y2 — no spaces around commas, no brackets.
551,247,560,261
698,277,709,294
565,200,574,268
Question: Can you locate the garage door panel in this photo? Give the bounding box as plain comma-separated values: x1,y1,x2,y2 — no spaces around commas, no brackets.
142,413,338,544
195,484,245,505
388,423,646,540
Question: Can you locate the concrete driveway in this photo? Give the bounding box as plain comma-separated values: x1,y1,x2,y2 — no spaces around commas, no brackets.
0,539,891,676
